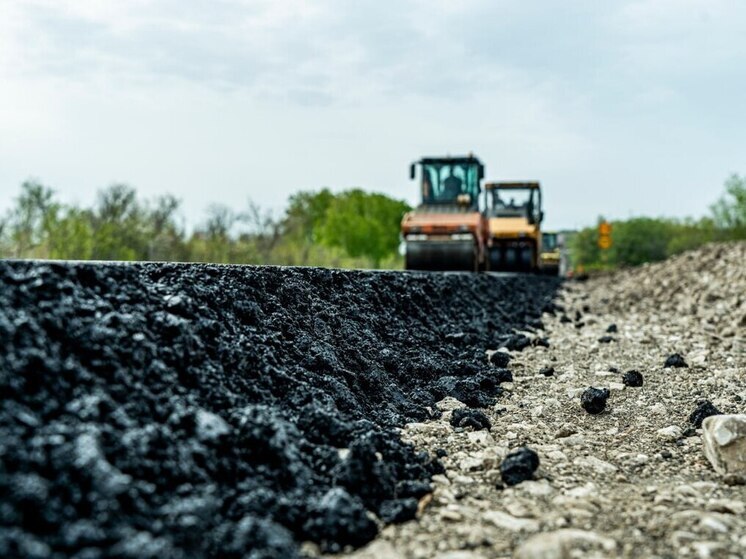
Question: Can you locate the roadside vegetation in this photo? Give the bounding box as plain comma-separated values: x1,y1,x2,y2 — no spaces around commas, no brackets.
1,174,743,270
569,174,746,270
0,184,410,268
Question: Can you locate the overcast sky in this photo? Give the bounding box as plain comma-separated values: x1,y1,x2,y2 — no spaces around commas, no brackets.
1,0,745,230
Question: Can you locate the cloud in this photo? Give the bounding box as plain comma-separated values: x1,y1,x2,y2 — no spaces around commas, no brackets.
1,1,744,229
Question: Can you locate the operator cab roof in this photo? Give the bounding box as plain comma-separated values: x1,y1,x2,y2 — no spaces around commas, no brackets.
485,181,540,190
416,155,484,165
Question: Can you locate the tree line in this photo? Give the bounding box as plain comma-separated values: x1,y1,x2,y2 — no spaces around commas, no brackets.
2,174,744,270
0,182,410,268
569,174,746,270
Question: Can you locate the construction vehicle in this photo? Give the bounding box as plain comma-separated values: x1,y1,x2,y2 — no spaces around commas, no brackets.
484,181,543,272
401,155,486,271
539,231,561,275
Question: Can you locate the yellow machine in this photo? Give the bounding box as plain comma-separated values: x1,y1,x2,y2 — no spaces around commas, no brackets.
539,231,561,275
484,182,543,272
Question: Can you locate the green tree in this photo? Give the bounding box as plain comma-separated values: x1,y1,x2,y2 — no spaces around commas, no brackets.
711,174,746,238
4,181,58,257
90,184,148,260
318,189,410,267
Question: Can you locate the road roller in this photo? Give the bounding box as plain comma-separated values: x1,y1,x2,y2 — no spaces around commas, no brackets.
484,181,544,272
401,155,487,271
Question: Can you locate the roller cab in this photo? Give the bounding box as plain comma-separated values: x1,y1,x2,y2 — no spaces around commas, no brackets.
401,155,487,271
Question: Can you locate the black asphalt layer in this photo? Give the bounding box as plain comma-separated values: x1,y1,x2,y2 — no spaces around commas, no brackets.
0,261,560,558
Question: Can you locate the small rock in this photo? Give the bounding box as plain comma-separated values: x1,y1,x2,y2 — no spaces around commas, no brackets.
539,366,555,377
622,370,643,387
664,353,688,368
450,409,491,431
348,540,404,559
573,456,617,474
580,387,610,415
598,335,614,344
689,400,722,428
489,351,511,368
700,515,729,533
439,509,463,522
460,456,488,471
649,402,666,415
434,552,480,559
533,337,550,348
706,499,746,515
501,334,531,352
378,498,418,523
606,324,618,333
466,430,494,445
514,529,616,559
656,425,683,441
484,510,539,532
195,409,231,442
516,480,554,497
702,414,746,475
554,424,577,439
500,447,540,486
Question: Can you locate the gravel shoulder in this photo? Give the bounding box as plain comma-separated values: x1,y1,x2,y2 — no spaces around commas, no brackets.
342,242,746,559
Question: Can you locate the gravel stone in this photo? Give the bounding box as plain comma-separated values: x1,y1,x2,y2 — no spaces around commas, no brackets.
489,351,511,368
689,400,722,428
449,409,491,431
664,353,689,368
622,370,644,387
500,447,540,486
702,415,746,476
539,366,555,377
580,387,610,415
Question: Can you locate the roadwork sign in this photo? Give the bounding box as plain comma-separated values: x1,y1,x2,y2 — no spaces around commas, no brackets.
598,221,612,249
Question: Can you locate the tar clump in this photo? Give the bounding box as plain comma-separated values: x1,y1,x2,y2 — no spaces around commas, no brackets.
581,387,610,414
0,261,561,557
539,366,555,377
489,351,511,368
664,353,688,368
501,333,531,352
598,335,614,343
500,447,540,486
606,324,618,333
622,370,644,387
689,400,722,427
450,409,491,431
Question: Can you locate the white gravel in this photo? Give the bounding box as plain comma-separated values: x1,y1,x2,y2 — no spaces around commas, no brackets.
339,242,746,559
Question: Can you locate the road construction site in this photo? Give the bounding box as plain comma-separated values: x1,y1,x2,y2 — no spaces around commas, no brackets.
2,241,744,558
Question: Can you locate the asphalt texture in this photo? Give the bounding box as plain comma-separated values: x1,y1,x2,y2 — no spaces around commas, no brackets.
0,261,560,558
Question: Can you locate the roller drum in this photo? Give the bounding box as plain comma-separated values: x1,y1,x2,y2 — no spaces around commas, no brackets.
405,240,477,271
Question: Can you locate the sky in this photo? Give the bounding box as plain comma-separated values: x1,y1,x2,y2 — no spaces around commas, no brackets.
1,0,745,230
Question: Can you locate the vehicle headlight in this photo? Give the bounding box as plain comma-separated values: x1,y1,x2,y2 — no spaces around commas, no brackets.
406,234,428,241
450,233,473,241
